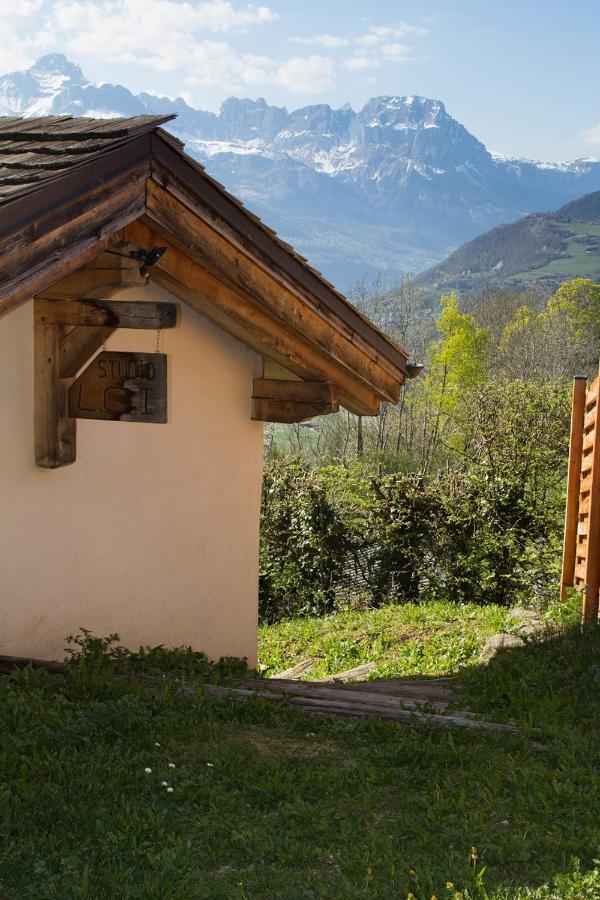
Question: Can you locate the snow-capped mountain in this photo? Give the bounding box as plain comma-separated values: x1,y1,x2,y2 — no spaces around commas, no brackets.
2,54,599,289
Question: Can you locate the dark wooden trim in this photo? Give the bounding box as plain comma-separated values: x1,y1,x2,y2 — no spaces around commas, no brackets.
252,378,340,423
34,307,76,468
252,378,340,404
59,325,116,378
36,299,178,329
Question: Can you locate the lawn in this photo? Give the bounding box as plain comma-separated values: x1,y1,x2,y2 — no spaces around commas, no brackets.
258,600,515,679
1,600,599,899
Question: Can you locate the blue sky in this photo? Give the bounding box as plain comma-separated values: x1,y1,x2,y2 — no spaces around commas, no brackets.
3,0,599,160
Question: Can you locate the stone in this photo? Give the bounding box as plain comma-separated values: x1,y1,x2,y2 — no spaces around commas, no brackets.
479,633,526,664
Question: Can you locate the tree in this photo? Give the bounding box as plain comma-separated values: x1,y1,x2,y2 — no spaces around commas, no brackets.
409,293,489,468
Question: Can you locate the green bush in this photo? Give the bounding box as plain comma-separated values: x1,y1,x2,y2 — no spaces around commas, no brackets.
259,458,351,623
259,381,570,622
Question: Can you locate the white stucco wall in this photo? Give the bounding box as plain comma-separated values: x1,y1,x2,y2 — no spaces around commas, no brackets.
0,285,264,664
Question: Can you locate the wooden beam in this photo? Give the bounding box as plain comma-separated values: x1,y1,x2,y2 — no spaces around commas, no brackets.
560,376,587,599
583,370,600,624
251,378,340,423
34,306,76,468
131,234,380,416
143,181,404,402
35,298,178,329
36,266,146,299
59,325,116,378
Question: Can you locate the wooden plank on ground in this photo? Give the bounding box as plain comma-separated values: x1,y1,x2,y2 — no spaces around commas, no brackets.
239,678,455,714
322,662,376,682
271,659,314,679
0,654,67,675
201,683,520,734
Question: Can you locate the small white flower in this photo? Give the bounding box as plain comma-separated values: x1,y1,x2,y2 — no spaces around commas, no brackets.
168,762,176,769
206,763,214,768
166,787,174,793
144,767,152,774
306,732,316,737
501,820,509,825
154,742,161,747
161,781,168,787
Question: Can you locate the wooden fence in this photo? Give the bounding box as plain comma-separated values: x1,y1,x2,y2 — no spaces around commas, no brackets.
560,370,600,622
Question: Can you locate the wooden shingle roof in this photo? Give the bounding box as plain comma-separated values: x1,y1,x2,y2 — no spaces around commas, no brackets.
0,115,173,197
0,115,413,415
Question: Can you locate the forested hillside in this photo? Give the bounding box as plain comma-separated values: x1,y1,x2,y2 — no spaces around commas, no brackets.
419,191,600,295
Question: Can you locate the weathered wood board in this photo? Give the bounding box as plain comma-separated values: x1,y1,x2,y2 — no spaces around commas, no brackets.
68,351,167,423
561,370,600,622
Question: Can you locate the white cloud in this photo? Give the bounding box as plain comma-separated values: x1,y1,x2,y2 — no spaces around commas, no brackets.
380,42,411,60
0,4,427,98
51,0,278,38
276,55,334,93
289,34,350,49
343,55,381,72
42,0,278,69
355,34,380,47
4,0,288,93
366,22,428,39
582,124,600,147
184,42,273,87
356,21,427,48
0,0,44,69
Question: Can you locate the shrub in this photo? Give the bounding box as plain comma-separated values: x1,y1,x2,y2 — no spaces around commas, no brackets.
259,381,570,621
259,458,351,623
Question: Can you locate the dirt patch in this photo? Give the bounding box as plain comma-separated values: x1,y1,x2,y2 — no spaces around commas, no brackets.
235,726,337,758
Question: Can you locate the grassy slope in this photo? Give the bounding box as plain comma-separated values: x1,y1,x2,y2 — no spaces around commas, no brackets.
524,222,600,279
1,601,599,899
258,600,513,679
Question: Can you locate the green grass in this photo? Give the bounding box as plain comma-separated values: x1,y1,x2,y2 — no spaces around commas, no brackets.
515,222,600,281
1,601,599,899
258,600,515,679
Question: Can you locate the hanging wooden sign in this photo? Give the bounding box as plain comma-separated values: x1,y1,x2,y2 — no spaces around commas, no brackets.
68,351,168,423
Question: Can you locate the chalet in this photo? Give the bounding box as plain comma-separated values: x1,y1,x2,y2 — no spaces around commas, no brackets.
0,115,414,665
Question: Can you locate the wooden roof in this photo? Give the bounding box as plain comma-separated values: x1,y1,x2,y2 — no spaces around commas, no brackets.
0,116,172,196
0,116,412,415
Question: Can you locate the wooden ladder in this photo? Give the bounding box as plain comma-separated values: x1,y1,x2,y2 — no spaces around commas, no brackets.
561,370,600,622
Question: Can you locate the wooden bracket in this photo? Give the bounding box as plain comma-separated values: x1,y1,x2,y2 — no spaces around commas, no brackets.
251,378,340,423
34,298,178,468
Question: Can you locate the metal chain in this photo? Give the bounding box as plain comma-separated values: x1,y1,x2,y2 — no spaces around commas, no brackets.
155,328,161,354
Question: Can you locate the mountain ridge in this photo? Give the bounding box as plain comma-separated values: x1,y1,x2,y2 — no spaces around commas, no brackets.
2,53,599,290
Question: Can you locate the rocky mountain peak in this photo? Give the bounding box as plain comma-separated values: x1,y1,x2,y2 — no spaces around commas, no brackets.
30,53,87,86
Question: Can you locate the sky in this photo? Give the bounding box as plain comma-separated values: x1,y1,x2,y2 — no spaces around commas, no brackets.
2,0,599,160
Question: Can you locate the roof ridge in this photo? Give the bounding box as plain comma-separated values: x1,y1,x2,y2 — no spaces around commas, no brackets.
0,115,175,140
